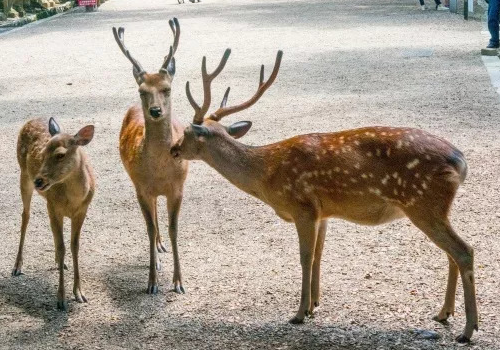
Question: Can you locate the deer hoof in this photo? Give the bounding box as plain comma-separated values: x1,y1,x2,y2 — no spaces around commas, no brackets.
432,315,450,325
289,316,304,324
11,268,23,277
57,300,68,311
455,334,471,343
147,284,158,295
156,241,168,253
173,284,185,294
74,292,88,303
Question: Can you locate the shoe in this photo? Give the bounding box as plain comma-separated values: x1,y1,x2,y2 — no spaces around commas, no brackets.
487,42,499,49
436,4,449,10
420,5,426,10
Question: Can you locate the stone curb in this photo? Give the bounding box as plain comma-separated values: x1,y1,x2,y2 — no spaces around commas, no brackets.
0,1,75,28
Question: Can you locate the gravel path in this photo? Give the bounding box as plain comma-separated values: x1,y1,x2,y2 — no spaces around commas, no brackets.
0,0,499,349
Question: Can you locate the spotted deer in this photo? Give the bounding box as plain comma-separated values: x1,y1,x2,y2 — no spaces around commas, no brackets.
13,117,95,310
170,49,478,342
112,18,188,294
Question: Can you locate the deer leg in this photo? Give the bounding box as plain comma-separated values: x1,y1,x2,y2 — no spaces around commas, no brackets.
12,171,33,276
52,233,68,271
151,198,164,271
433,254,458,323
137,193,159,294
48,206,66,310
289,216,318,324
407,212,478,343
167,192,184,294
311,219,327,314
71,212,87,303
155,201,167,254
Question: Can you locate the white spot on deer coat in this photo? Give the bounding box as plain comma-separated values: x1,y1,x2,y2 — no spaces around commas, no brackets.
368,187,382,195
381,175,390,185
407,159,420,169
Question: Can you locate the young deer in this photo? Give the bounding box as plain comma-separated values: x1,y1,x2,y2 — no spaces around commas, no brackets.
170,49,478,342
112,18,188,294
13,117,95,310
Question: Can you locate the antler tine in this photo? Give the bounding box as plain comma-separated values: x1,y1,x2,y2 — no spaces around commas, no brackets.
160,46,174,75
161,17,181,73
220,87,230,108
187,49,231,124
112,27,146,77
209,50,283,121
170,17,180,55
186,81,202,118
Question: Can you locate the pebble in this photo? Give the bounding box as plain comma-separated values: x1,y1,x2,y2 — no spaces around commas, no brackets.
413,329,440,340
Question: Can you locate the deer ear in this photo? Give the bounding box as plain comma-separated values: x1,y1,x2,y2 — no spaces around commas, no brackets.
191,123,210,138
48,117,61,136
74,125,95,146
227,121,252,139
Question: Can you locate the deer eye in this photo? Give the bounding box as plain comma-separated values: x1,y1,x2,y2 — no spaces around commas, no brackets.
55,153,65,160
162,89,170,96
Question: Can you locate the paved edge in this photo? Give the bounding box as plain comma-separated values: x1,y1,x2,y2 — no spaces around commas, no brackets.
0,4,81,37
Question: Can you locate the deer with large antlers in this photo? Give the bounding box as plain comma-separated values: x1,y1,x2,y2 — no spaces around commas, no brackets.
112,18,188,294
13,117,95,310
170,49,478,342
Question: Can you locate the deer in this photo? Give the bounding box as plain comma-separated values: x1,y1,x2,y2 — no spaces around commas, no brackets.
169,49,478,343
112,18,188,294
13,117,95,310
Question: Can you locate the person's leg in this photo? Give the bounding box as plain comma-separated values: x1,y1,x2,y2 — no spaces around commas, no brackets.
488,0,500,47
419,0,424,5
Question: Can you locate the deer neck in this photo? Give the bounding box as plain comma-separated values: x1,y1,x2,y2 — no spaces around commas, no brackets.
143,107,174,151
60,150,93,199
201,136,266,197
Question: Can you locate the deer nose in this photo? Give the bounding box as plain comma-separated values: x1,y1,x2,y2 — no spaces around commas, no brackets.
170,144,180,158
34,178,44,189
149,107,162,118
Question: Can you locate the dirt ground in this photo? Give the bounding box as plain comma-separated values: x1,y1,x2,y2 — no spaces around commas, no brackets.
0,0,499,349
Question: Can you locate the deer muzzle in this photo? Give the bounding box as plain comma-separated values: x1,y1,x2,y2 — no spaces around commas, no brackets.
149,106,162,118
34,177,50,191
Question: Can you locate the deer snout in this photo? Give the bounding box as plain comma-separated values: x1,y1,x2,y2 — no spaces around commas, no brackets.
149,106,162,118
170,144,181,159
34,177,50,191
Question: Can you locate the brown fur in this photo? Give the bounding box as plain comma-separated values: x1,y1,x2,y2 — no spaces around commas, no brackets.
172,115,477,344
172,49,477,342
119,74,188,294
171,119,478,341
13,118,95,310
113,18,186,294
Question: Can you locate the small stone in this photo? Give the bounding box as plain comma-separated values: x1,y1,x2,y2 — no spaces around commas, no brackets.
414,329,440,340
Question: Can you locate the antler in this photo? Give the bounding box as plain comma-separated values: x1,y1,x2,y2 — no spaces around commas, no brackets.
112,27,146,79
186,48,232,124
209,50,283,121
160,17,181,74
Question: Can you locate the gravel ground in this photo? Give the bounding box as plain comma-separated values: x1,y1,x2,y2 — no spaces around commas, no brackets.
0,0,499,349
